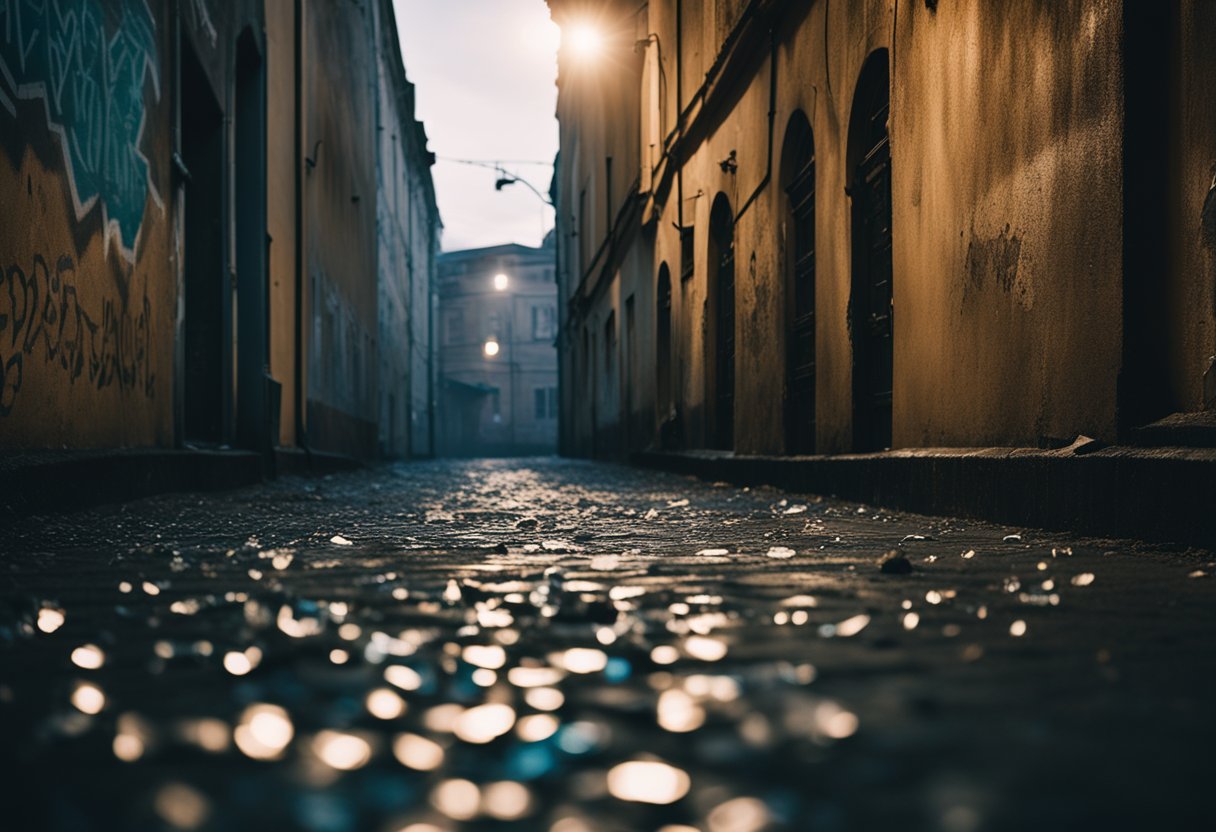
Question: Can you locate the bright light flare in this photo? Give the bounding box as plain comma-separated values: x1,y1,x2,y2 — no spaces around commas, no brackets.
493,273,510,291
566,23,604,60
484,340,501,357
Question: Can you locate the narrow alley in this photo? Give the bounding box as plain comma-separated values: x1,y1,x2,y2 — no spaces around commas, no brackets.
2,460,1212,831
5,2,1216,829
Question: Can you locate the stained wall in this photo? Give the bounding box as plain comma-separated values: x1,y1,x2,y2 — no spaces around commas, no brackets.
551,0,1213,459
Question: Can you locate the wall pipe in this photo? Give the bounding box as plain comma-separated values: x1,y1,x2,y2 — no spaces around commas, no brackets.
732,25,778,227
675,0,684,232
293,0,311,462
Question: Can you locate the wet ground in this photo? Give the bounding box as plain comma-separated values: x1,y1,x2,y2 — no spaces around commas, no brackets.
1,457,1213,832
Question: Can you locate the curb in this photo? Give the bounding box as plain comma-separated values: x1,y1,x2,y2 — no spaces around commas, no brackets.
633,446,1216,548
274,447,364,477
0,449,264,516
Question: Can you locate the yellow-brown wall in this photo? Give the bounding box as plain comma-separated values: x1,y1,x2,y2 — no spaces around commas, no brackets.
0,0,173,449
552,0,1216,458
266,0,299,448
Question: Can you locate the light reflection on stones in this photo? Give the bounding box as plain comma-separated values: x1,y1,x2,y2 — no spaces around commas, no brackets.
4,461,1168,831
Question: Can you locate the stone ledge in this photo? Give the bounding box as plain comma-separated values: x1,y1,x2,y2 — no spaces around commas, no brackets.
633,446,1216,548
0,449,264,516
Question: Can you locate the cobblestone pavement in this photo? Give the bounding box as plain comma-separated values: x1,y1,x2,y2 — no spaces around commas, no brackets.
1,458,1213,832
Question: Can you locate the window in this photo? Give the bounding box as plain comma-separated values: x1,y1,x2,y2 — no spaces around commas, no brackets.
603,311,616,374
534,387,558,420
532,305,556,340
656,264,672,411
486,311,502,340
680,225,695,281
578,188,588,275
443,308,465,346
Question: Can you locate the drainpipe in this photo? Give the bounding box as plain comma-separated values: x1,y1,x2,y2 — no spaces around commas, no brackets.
293,0,311,462
675,0,684,232
406,162,416,458
427,222,437,457
732,25,777,226
172,3,185,448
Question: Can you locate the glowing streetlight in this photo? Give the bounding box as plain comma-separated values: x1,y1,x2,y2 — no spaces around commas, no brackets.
484,340,501,358
567,23,604,61
493,273,509,291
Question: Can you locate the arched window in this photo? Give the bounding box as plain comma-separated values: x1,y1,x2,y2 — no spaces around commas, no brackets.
656,263,673,417
782,111,816,454
709,194,735,450
848,51,893,452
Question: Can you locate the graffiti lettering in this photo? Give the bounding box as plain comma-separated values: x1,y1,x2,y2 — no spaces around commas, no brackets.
0,252,155,416
186,0,218,49
0,0,161,259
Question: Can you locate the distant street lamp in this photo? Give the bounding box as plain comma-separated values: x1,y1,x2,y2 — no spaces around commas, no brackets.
484,339,500,357
493,273,510,291
495,172,554,207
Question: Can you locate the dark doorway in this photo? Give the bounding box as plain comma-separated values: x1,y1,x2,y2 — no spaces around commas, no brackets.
709,195,735,450
656,264,672,418
849,52,893,452
180,34,226,444
624,295,635,449
1119,2,1175,433
234,30,269,452
783,112,816,454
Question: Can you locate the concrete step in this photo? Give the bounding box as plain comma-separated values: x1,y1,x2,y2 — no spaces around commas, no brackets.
634,444,1216,548
1129,410,1216,448
0,449,264,516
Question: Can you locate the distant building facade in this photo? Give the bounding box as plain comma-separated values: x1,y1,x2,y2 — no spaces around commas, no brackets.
547,0,1216,458
0,0,439,462
372,0,442,459
438,239,559,456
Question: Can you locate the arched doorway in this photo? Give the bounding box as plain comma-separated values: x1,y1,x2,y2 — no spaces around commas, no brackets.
709,195,736,450
782,111,816,454
181,32,226,444
234,28,269,453
848,51,893,452
656,263,673,419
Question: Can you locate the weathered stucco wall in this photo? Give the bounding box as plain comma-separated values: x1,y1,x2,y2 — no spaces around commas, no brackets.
892,1,1124,446
304,0,380,458
1169,2,1216,412
266,0,299,448
0,0,172,448
553,0,1208,459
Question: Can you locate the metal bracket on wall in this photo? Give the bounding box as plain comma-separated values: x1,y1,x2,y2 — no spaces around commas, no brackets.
172,152,192,186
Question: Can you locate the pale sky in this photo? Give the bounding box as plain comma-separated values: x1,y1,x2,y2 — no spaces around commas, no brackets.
393,0,560,253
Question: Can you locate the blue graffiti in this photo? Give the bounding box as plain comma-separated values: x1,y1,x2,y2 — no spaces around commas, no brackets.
0,0,160,256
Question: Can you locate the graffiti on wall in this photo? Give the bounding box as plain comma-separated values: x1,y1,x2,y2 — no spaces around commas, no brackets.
185,0,217,48
0,0,162,261
0,252,155,417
